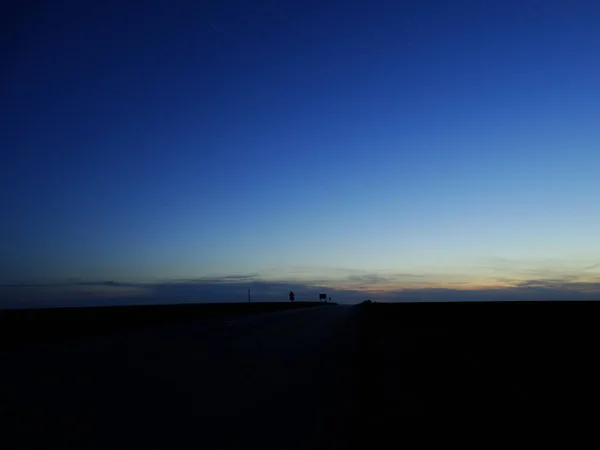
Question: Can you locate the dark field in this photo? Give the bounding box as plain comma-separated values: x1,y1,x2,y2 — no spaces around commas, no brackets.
0,301,327,349
2,300,599,448
357,301,600,445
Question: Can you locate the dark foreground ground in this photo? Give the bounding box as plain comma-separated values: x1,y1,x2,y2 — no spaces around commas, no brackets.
1,302,357,450
357,301,600,446
0,301,327,349
2,300,600,448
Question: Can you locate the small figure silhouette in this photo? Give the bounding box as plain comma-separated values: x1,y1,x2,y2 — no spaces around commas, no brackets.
289,291,295,302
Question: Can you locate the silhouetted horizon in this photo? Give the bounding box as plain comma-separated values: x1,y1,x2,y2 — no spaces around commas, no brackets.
2,276,599,309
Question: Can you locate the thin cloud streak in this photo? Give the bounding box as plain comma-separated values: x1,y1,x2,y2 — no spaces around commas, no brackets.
2,273,600,309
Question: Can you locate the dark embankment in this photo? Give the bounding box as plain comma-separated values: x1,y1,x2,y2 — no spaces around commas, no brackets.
356,300,600,444
0,301,327,349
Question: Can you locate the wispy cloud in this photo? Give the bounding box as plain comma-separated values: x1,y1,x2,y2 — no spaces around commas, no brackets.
181,274,262,283
345,273,391,284
3,260,600,309
3,275,599,309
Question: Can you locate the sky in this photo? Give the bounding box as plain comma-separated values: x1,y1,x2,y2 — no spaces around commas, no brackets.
2,0,600,306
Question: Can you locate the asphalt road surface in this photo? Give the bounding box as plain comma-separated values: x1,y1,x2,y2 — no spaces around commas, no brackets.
2,305,360,449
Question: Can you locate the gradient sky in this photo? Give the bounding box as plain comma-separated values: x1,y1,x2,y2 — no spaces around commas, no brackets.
2,0,600,304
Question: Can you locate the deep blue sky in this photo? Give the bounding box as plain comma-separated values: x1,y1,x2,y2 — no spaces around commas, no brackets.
2,0,600,304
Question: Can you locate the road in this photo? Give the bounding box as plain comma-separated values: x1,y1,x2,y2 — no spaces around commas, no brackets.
2,305,361,449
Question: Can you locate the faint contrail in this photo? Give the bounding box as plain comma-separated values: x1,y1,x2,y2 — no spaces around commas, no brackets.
209,23,236,40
